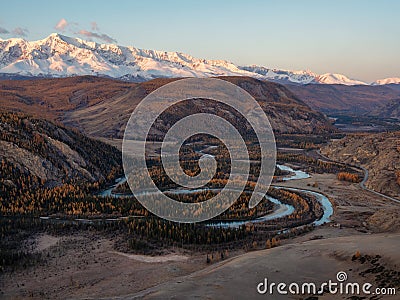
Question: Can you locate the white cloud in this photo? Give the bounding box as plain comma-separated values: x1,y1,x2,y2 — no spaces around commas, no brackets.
12,27,28,37
53,19,116,44
77,29,117,43
91,21,99,31
55,18,68,31
0,26,9,34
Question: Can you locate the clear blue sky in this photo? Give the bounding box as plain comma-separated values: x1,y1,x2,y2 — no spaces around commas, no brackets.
1,0,399,82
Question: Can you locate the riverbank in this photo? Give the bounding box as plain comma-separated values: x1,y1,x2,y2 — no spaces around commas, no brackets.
93,164,331,230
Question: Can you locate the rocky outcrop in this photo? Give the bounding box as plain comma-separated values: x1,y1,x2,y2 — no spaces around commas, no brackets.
0,112,121,186
321,132,400,198
0,140,60,182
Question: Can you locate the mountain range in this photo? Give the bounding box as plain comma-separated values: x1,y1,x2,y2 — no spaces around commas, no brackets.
0,33,398,86
0,76,335,139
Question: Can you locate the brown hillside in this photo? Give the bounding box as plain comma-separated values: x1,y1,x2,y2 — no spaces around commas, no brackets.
0,76,136,119
321,132,400,199
0,76,334,139
287,84,400,115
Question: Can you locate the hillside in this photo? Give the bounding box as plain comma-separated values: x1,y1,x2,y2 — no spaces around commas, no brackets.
0,111,121,187
65,76,335,139
321,132,400,199
371,98,400,119
0,76,335,140
0,76,136,120
287,84,400,115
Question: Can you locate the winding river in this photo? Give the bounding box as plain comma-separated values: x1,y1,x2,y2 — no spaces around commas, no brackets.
95,163,333,228
207,165,331,228
275,164,333,226
41,142,333,229
277,164,310,181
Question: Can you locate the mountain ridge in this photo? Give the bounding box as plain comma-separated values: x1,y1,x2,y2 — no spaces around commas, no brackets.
0,33,397,86
286,84,400,114
0,75,335,137
0,111,121,187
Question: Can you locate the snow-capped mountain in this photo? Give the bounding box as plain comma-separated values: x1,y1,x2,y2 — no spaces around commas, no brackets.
240,65,317,84
0,33,395,85
0,33,259,82
372,77,400,85
315,73,367,85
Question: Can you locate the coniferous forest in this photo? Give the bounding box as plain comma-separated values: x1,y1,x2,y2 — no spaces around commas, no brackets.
0,111,327,271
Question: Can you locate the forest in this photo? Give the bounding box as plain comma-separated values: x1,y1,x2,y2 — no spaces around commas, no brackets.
337,172,361,183
0,112,331,271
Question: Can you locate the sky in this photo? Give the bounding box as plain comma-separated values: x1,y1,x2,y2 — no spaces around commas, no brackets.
0,0,399,82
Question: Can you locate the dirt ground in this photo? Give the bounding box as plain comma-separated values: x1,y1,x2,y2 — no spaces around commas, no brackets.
133,171,400,299
137,233,400,299
0,234,205,299
1,172,399,299
276,171,400,233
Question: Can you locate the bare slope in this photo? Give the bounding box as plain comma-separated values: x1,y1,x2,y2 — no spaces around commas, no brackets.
64,76,335,139
0,111,121,186
287,84,400,115
133,233,400,299
0,76,334,138
321,132,400,199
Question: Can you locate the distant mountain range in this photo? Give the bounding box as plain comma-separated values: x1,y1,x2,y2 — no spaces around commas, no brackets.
0,33,398,86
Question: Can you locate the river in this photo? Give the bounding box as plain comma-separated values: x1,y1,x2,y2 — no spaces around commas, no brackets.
95,162,332,228
42,143,333,229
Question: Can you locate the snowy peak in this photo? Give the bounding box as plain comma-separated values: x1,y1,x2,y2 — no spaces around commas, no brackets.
0,34,256,81
315,73,367,85
372,77,400,85
240,65,317,84
0,34,395,85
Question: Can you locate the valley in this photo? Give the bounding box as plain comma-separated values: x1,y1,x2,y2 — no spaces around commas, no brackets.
1,147,399,299
0,75,399,299
1,0,400,297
